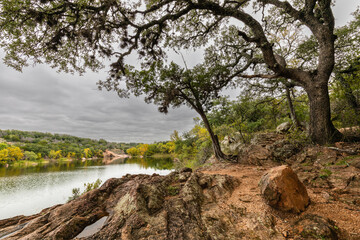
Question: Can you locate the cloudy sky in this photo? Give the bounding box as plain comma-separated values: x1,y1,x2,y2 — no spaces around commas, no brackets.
0,2,358,143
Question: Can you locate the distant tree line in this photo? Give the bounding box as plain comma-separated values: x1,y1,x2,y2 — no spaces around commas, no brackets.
0,129,138,164
126,142,175,157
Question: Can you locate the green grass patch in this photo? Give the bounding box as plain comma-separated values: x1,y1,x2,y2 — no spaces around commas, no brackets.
319,169,332,179
301,162,312,167
335,160,350,166
167,185,180,196
342,155,360,161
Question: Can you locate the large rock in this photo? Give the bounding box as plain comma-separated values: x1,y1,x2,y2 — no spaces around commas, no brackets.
237,144,272,165
270,139,302,162
292,214,339,240
276,122,292,134
220,135,243,155
0,170,249,240
259,165,310,213
251,132,281,146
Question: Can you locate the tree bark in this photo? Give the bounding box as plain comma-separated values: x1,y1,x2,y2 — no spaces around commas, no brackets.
284,86,301,129
305,81,343,144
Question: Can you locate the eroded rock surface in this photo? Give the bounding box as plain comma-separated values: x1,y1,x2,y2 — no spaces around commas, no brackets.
0,168,246,240
2,161,359,240
259,165,310,213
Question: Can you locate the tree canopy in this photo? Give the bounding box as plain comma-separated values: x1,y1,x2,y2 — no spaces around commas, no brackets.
123,58,240,160
1,0,359,145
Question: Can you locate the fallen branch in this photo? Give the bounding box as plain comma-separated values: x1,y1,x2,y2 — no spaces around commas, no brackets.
326,147,359,155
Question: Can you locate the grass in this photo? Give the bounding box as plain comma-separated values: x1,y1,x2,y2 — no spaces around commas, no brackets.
319,169,332,179
167,186,180,196
342,155,360,161
301,162,312,167
335,160,350,166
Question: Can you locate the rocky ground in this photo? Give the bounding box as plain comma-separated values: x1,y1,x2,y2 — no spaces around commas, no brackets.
1,133,360,239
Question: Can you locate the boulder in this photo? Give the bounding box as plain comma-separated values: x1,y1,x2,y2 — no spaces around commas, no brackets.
293,214,339,240
238,144,272,165
259,165,310,213
276,122,292,134
251,132,281,145
270,139,302,162
220,135,242,155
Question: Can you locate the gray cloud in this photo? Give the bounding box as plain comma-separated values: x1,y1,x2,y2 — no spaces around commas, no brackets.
0,58,197,143
333,0,359,26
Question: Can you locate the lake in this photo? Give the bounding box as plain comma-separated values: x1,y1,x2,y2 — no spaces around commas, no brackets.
0,157,173,220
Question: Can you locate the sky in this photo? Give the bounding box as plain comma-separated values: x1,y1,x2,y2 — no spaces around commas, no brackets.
0,1,358,143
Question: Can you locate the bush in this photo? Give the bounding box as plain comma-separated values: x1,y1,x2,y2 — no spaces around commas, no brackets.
68,179,102,202
24,151,38,161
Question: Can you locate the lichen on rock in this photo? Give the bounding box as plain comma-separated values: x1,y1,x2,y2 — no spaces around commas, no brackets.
0,169,242,240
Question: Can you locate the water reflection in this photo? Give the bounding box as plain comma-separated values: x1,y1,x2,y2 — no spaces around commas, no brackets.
0,159,104,178
0,157,174,178
125,157,174,170
0,157,173,220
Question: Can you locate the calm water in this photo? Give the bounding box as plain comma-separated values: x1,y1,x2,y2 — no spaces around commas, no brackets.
0,158,173,220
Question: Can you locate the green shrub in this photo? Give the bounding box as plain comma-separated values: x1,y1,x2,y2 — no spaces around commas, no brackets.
68,179,102,202
24,151,38,161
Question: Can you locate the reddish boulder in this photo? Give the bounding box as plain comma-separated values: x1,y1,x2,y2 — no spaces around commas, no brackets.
259,165,310,213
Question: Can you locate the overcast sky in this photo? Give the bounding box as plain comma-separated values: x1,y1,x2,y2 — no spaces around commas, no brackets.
0,2,358,143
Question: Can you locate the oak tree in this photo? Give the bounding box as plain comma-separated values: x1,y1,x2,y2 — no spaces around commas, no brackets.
0,0,349,144
123,59,240,161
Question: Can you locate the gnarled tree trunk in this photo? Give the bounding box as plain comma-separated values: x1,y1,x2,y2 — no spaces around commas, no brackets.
305,80,342,144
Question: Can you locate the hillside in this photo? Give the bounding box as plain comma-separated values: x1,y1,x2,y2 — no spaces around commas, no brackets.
0,129,137,163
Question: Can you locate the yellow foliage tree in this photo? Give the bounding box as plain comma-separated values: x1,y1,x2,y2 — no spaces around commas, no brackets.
49,150,62,159
126,147,140,156
67,152,76,159
83,148,92,159
137,144,149,156
7,146,24,161
191,125,209,142
165,142,176,154
0,149,9,164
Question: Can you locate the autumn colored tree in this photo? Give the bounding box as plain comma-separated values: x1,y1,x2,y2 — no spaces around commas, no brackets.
7,146,24,161
83,148,93,159
49,150,62,159
126,147,140,157
0,148,9,164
